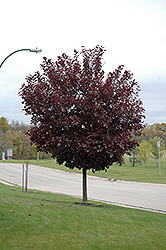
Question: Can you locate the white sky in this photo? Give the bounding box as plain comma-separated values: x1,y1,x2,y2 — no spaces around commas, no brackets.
0,0,166,124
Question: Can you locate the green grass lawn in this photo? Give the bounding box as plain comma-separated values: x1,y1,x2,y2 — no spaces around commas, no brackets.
0,183,166,250
4,153,166,184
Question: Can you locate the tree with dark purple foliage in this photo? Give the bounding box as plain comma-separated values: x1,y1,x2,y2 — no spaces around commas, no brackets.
19,45,145,203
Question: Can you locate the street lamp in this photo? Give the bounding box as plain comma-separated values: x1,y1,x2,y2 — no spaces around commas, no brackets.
0,48,42,68
0,47,42,182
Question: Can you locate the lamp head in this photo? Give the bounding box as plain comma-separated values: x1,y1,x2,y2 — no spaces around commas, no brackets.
29,48,42,53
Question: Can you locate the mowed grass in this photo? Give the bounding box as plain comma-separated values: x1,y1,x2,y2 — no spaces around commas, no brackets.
0,184,166,250
5,151,166,184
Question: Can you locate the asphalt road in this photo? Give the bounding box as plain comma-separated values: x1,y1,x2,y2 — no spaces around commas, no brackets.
0,163,166,213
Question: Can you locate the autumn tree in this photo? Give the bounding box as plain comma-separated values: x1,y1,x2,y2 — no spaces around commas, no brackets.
0,116,9,133
151,123,166,132
142,123,166,145
0,118,39,160
12,130,37,159
138,140,151,168
12,135,23,159
0,117,10,156
19,45,145,203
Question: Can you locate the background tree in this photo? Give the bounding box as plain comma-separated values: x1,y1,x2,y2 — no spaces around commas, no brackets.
151,123,166,132
138,140,151,168
0,118,40,160
9,120,30,132
12,130,36,159
0,117,10,157
9,120,37,159
129,147,141,167
19,45,145,203
149,136,165,167
142,123,166,145
4,130,13,151
0,116,9,133
12,135,23,159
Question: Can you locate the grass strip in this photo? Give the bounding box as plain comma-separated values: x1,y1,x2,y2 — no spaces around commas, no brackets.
0,183,166,250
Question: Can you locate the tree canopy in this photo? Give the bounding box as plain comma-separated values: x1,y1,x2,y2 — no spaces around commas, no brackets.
0,116,9,133
19,45,145,202
138,140,151,168
142,123,166,145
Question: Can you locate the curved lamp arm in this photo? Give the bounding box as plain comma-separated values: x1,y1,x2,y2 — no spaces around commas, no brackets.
0,48,42,68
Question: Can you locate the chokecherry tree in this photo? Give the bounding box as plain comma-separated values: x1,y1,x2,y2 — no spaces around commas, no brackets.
19,45,145,203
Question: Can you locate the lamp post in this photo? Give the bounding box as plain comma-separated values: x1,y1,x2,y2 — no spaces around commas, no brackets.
0,48,42,68
157,140,161,176
0,48,42,190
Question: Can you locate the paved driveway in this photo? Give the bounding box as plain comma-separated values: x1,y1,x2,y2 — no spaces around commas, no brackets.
0,163,166,213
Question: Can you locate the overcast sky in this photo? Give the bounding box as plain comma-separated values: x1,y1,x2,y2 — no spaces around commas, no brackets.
0,0,166,125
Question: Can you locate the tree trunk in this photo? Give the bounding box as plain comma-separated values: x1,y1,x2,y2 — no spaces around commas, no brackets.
155,158,158,168
83,166,87,204
132,153,135,167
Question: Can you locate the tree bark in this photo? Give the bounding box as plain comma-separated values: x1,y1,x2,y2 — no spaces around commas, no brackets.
83,166,87,204
145,160,146,168
132,153,135,167
155,158,158,168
